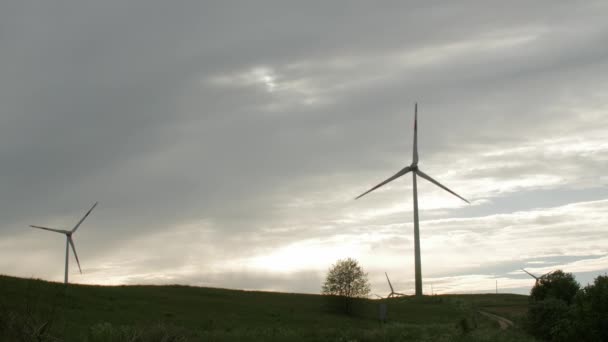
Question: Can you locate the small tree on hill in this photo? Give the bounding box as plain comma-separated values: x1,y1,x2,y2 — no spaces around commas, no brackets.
527,270,581,340
322,258,371,298
531,270,580,304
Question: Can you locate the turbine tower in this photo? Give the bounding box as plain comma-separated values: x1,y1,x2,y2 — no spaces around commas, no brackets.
29,202,98,284
356,103,469,296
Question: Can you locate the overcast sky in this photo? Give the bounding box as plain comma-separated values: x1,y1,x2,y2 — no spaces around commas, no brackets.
1,1,607,295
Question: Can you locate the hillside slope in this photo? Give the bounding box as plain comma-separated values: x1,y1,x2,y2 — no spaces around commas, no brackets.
0,275,533,341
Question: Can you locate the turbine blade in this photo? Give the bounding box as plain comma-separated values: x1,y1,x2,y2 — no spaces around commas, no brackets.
68,237,82,274
29,225,69,234
413,103,419,165
521,268,539,280
355,166,412,200
72,202,98,233
415,170,469,204
385,272,395,293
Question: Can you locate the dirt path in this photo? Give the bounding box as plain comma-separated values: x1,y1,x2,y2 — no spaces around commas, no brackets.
478,311,514,330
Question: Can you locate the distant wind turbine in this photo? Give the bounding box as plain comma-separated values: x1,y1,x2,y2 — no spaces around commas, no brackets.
356,103,469,296
29,202,98,284
522,268,554,286
385,272,406,298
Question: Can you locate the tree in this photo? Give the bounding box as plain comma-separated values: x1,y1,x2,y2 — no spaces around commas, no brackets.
531,270,580,304
574,275,608,341
322,258,371,298
527,298,576,341
527,270,579,340
527,273,608,341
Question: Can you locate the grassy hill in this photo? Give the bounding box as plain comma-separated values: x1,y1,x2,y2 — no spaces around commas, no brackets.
0,275,535,341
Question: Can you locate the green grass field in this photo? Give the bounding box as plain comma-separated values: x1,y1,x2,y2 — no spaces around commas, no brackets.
0,275,535,341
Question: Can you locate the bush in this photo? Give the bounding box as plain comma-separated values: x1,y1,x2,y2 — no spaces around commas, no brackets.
530,270,579,305
574,275,608,341
526,272,608,341
526,298,575,341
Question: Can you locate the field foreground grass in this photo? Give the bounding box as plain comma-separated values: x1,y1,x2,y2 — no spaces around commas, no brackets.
0,275,535,341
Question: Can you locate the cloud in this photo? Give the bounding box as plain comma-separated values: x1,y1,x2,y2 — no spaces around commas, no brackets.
1,1,607,295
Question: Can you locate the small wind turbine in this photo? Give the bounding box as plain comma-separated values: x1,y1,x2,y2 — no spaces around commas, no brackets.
29,202,98,284
356,103,469,296
522,268,554,286
385,272,406,298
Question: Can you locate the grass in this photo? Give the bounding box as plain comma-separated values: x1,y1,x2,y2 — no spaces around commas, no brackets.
0,275,535,341
448,293,530,324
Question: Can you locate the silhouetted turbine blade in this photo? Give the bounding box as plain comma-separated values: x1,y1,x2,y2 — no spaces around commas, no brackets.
29,225,70,234
413,103,419,165
355,166,412,200
521,268,539,280
415,170,469,204
68,237,82,274
72,202,98,232
385,272,395,293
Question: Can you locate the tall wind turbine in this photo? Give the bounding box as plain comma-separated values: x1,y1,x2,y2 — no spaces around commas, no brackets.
356,103,469,296
29,202,98,284
522,268,553,286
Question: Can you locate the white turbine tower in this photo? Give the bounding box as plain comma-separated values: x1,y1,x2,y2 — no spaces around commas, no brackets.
29,202,98,284
356,103,469,297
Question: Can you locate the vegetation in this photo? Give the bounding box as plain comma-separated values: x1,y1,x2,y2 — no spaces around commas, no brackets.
530,270,579,304
321,258,371,298
525,270,608,342
0,274,534,341
321,258,371,314
575,275,608,341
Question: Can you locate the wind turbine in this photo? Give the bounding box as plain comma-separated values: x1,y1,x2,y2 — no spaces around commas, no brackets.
522,268,553,286
356,103,469,296
385,272,406,298
29,202,98,284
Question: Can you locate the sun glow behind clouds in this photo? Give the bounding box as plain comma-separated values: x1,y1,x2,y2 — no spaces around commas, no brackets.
207,65,325,110
209,66,277,92
244,238,365,273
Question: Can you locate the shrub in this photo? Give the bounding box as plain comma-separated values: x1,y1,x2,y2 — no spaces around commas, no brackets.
526,298,575,341
530,270,579,304
574,275,608,341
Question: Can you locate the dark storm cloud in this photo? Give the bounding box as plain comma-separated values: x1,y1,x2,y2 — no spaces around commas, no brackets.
1,1,607,292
